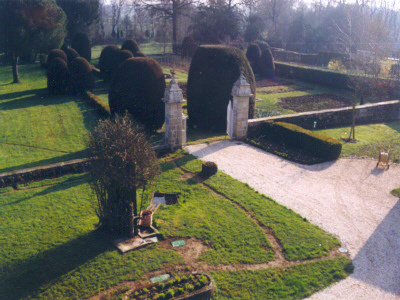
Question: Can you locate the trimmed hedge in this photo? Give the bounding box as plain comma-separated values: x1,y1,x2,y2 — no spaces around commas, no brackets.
187,45,256,131
121,39,141,55
181,35,198,58
83,91,111,117
99,45,120,81
71,32,91,61
46,49,67,70
69,57,95,94
109,57,166,132
259,47,275,78
64,47,80,69
47,57,69,95
246,44,261,74
258,121,342,161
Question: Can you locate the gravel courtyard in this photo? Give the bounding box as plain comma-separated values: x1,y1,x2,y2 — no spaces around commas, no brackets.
185,140,400,299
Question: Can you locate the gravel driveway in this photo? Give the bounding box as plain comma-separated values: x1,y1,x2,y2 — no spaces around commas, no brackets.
185,140,400,299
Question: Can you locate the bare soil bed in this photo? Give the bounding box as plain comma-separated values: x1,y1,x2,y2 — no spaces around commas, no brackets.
278,94,352,112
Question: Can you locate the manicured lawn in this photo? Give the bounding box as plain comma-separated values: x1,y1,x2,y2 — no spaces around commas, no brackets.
0,156,350,300
317,121,400,161
0,64,98,173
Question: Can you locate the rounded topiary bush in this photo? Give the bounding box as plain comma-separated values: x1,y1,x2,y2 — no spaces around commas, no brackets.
201,161,218,177
259,47,275,78
71,32,91,62
69,57,95,94
187,45,256,131
121,39,141,55
134,51,146,58
255,40,271,53
99,45,120,82
47,57,69,95
64,48,80,69
181,35,198,58
46,49,67,70
246,44,261,74
109,57,166,132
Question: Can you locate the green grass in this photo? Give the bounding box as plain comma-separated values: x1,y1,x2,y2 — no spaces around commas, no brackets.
212,257,353,299
390,188,400,197
0,156,349,299
317,121,400,160
0,64,97,173
175,155,340,261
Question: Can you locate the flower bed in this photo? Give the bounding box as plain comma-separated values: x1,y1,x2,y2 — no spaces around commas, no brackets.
124,274,215,300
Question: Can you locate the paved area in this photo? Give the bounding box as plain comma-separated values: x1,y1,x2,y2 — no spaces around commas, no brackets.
186,140,400,299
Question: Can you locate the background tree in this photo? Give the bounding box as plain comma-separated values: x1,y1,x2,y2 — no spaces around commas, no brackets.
56,0,99,39
87,114,160,236
0,0,67,83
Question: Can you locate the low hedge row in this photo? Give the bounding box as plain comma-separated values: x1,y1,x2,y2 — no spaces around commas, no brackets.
255,121,342,161
83,91,111,117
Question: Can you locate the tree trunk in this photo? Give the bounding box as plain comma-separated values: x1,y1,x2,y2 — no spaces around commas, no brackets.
12,55,20,83
172,1,178,53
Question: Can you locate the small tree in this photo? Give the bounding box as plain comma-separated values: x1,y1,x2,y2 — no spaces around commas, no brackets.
87,114,160,236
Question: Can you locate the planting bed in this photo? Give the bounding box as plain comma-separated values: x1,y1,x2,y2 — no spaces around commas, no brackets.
124,273,214,300
278,94,352,112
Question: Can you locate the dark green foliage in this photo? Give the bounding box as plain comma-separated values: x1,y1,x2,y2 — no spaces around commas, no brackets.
109,57,166,132
260,121,342,161
99,45,120,81
187,45,256,131
46,49,67,69
181,35,198,58
71,32,91,61
255,40,271,53
64,47,80,69
87,114,160,236
121,39,140,55
246,44,261,74
118,49,134,64
47,57,69,95
259,47,275,78
201,161,218,177
244,15,265,43
69,57,95,94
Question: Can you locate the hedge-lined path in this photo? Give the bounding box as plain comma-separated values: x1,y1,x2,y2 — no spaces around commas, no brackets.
186,140,400,299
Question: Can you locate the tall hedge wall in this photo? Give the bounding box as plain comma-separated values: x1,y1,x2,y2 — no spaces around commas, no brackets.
108,57,165,132
187,45,256,131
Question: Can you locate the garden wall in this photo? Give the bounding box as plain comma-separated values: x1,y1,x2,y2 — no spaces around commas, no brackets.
248,100,400,135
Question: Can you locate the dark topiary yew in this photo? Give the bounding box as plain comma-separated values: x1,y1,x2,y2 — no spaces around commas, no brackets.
201,161,218,177
47,57,69,95
64,48,80,69
187,45,256,131
71,32,91,61
246,44,262,74
46,49,67,70
134,51,146,58
69,57,95,94
99,45,120,82
121,39,141,55
259,47,275,78
109,57,165,132
181,35,198,58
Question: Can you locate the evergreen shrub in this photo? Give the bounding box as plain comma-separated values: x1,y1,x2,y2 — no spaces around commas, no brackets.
69,57,95,94
121,39,141,55
71,32,91,61
134,51,146,57
255,40,271,53
261,121,342,161
259,47,275,78
99,45,120,81
246,43,261,74
187,45,256,131
47,57,69,95
109,57,166,132
181,35,198,58
46,49,67,70
201,161,218,177
64,47,80,69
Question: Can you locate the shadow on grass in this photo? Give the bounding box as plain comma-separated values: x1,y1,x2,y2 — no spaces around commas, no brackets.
0,230,112,300
2,177,88,206
0,87,47,102
0,150,90,174
351,200,400,296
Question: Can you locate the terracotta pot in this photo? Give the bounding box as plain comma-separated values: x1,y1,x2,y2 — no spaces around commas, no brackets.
140,210,153,227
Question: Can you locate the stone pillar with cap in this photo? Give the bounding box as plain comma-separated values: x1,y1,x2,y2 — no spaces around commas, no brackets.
231,73,252,139
163,69,187,149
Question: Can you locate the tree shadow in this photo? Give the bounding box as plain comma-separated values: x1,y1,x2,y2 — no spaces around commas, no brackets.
0,229,112,300
0,150,89,174
0,87,48,102
351,199,400,295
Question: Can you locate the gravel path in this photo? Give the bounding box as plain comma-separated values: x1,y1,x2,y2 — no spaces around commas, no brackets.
185,140,400,299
